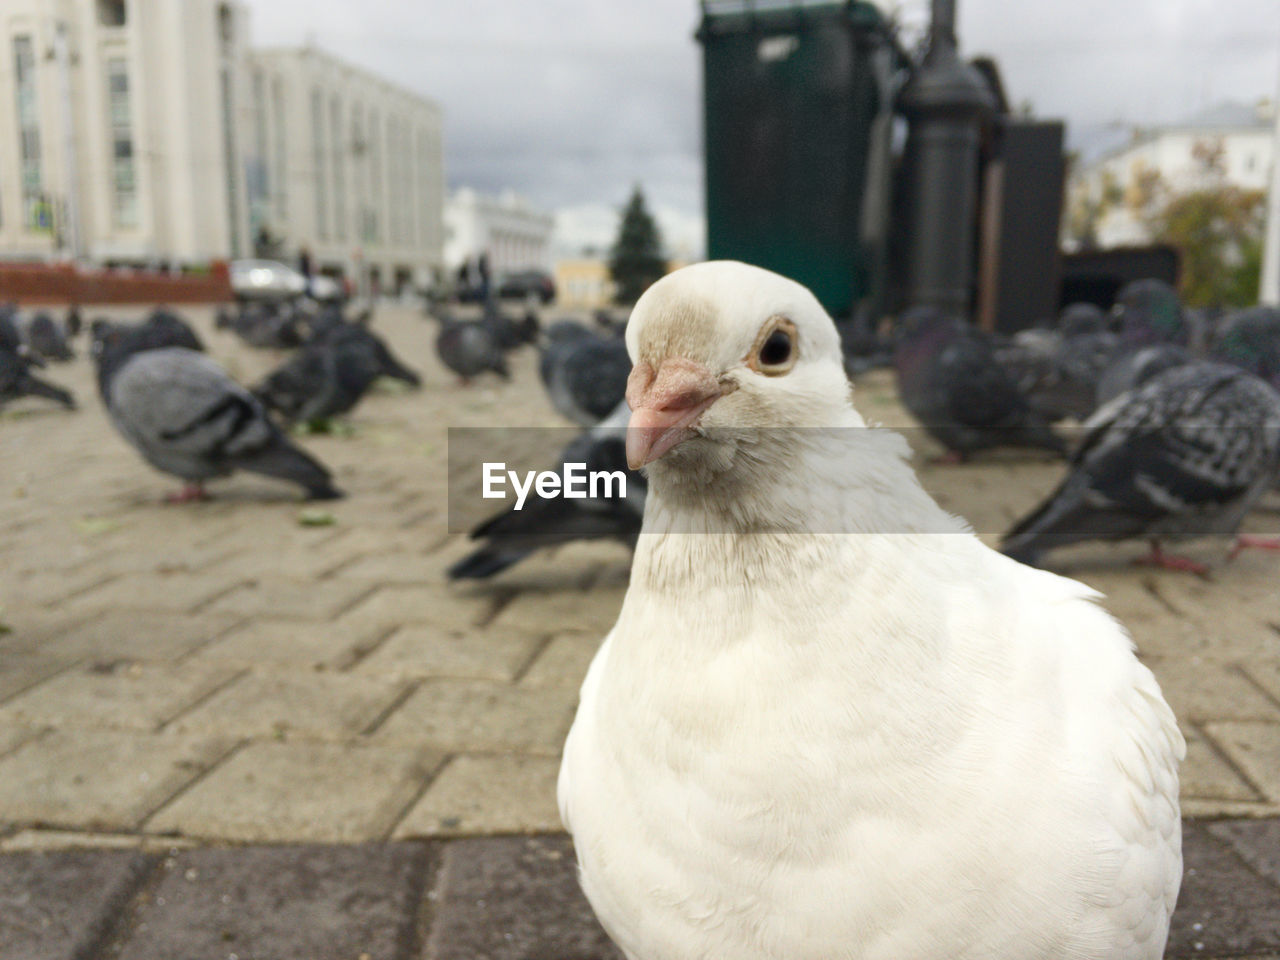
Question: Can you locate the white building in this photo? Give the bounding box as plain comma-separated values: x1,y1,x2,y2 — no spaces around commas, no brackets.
0,0,444,290
0,0,253,264
246,46,444,295
1068,101,1275,249
444,187,554,281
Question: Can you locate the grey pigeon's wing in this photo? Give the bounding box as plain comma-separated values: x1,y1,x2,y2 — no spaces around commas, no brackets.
1095,345,1194,409
557,338,631,426
1003,363,1280,563
108,348,276,480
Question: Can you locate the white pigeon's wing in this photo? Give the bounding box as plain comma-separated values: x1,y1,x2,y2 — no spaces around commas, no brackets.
558,628,616,838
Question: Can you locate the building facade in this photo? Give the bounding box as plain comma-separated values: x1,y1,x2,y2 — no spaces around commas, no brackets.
444,187,554,282
0,0,252,265
246,46,444,295
0,0,444,291
1068,101,1275,249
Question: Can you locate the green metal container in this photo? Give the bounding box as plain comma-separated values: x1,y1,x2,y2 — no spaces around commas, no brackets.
697,1,901,318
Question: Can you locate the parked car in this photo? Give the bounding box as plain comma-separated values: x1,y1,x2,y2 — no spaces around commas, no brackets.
229,259,343,303
497,270,556,304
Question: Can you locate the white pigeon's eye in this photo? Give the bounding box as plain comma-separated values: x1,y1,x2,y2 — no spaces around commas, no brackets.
747,317,798,376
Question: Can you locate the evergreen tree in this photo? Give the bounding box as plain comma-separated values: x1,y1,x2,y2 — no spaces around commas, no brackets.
609,186,667,304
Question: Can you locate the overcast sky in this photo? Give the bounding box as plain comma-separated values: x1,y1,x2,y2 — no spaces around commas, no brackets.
243,0,1280,255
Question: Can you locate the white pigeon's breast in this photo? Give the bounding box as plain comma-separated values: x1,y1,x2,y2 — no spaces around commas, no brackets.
560,545,1182,960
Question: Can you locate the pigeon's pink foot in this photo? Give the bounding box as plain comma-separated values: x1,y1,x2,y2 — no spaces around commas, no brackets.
457,377,472,388
165,483,209,504
1227,534,1280,561
928,449,966,466
1133,542,1211,578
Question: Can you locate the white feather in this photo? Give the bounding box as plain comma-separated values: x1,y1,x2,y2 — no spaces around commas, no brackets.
559,262,1183,960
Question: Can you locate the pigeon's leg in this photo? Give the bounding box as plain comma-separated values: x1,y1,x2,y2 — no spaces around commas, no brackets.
928,449,966,466
165,482,210,504
1227,534,1280,560
1133,540,1211,578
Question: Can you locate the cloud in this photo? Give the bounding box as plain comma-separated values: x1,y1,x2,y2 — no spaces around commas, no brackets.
242,0,1280,230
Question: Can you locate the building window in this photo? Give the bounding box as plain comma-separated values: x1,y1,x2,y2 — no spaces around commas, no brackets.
367,108,381,243
106,58,138,228
311,87,327,240
351,103,365,242
331,96,345,242
14,36,45,231
417,128,430,247
97,0,126,27
272,76,286,220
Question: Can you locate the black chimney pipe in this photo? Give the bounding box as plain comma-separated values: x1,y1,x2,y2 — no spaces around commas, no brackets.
897,0,995,321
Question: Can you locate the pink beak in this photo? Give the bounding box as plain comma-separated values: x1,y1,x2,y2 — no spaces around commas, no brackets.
625,357,723,469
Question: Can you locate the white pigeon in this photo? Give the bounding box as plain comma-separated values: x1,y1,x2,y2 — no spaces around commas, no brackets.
558,261,1184,960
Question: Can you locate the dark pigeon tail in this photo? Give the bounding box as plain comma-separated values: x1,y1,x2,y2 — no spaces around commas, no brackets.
234,436,344,500
25,375,76,409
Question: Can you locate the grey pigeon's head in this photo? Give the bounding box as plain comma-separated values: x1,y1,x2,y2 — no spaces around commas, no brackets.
1114,279,1186,348
1210,306,1280,390
891,306,959,379
621,260,849,474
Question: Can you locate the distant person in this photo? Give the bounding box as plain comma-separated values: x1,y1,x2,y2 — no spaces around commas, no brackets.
298,247,313,295
478,252,491,303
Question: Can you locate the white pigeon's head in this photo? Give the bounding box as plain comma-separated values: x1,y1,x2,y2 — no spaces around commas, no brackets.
624,261,853,477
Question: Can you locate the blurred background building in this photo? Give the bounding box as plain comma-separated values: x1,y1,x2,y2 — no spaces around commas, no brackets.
0,0,254,266
0,0,444,296
443,187,554,280
1068,100,1275,249
246,46,444,297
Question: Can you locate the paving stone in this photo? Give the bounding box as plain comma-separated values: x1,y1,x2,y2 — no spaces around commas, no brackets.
61,570,243,614
330,549,457,584
1167,821,1280,957
336,583,488,636
375,680,577,754
1242,660,1280,706
0,661,238,731
424,835,622,960
1145,658,1280,724
200,540,361,581
396,754,562,838
0,847,155,960
147,741,444,843
1205,721,1280,802
0,729,233,830
112,842,428,960
354,623,544,682
201,575,374,621
186,615,388,671
53,610,243,662
1180,729,1261,802
1208,819,1280,887
0,648,79,705
519,632,602,688
488,587,625,637
167,670,408,740
0,566,122,609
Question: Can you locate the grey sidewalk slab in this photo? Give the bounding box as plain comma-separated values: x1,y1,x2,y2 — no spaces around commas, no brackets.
422,835,622,960
0,847,154,960
108,843,428,960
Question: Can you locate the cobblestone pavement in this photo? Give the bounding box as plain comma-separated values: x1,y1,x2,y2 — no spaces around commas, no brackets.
1,303,1279,957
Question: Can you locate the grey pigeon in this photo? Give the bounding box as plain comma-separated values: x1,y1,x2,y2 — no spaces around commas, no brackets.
93,325,342,502
481,298,540,351
433,312,508,383
541,327,631,427
313,318,421,387
447,402,645,579
1113,279,1187,350
1002,362,1280,573
255,336,383,427
893,307,1066,460
23,311,75,361
1209,305,1280,392
996,308,1119,422
216,301,309,349
142,307,205,353
0,342,75,409
1095,344,1195,409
